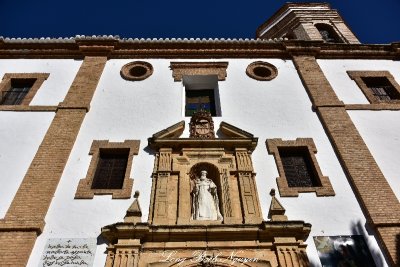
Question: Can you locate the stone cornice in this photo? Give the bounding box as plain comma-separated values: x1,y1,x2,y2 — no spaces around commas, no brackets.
101,221,312,244
0,37,399,59
148,138,258,151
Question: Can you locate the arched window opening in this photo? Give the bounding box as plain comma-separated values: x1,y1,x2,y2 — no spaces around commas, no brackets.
315,23,343,43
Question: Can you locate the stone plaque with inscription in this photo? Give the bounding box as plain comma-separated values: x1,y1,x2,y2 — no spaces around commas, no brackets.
39,238,96,267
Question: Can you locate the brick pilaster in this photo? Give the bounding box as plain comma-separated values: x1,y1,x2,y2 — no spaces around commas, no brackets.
0,56,107,266
293,55,400,267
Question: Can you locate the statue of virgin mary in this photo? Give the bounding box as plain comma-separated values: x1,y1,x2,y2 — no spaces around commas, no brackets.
191,170,223,221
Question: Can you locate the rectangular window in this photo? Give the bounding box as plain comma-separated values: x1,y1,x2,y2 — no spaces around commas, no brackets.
183,75,221,117
266,138,335,197
0,73,49,107
0,78,36,105
74,140,140,199
92,148,129,189
185,89,216,116
279,147,320,187
347,71,400,104
362,77,400,101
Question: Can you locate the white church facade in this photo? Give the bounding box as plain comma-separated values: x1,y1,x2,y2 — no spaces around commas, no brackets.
0,3,399,267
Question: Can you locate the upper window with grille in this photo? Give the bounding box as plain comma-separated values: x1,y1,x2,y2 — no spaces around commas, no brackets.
0,73,49,106
347,71,400,104
183,75,221,117
0,78,36,105
185,89,216,116
362,77,400,101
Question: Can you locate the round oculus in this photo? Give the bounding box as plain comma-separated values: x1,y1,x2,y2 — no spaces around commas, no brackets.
246,61,278,81
121,61,153,81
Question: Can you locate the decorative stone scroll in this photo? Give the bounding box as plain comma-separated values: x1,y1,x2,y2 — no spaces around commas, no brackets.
39,238,97,267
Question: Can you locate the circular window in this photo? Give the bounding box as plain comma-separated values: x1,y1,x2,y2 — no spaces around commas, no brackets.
121,61,153,81
246,61,278,81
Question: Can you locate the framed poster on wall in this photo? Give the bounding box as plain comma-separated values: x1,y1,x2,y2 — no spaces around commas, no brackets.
313,235,376,267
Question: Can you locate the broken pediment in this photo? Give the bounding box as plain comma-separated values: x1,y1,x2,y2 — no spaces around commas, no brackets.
148,112,258,151
219,121,254,138
150,120,185,139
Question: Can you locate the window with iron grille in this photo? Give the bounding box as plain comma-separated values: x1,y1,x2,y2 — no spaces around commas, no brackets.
347,71,400,105
0,78,36,105
91,148,129,189
362,77,400,101
279,147,320,187
185,89,216,116
75,140,139,199
266,138,335,197
183,75,221,117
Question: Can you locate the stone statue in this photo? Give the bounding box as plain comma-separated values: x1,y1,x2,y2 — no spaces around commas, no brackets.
191,170,223,221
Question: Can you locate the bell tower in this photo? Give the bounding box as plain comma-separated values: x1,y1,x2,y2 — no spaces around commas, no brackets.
256,3,360,44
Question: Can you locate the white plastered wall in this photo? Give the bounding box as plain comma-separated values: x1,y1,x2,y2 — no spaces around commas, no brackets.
349,110,400,201
0,112,54,218
27,59,387,267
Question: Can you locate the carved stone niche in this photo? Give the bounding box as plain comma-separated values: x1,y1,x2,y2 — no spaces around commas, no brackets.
147,116,262,225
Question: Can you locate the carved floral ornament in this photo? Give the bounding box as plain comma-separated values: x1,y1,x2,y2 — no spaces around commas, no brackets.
120,61,153,81
246,61,278,81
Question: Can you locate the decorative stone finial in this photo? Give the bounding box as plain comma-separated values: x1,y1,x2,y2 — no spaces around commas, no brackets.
124,190,142,223
270,188,276,197
268,188,288,221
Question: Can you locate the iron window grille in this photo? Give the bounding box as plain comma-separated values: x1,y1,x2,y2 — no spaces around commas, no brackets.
279,147,321,188
91,148,129,189
362,77,400,101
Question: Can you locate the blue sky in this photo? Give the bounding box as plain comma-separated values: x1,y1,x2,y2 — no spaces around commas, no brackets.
0,0,399,44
